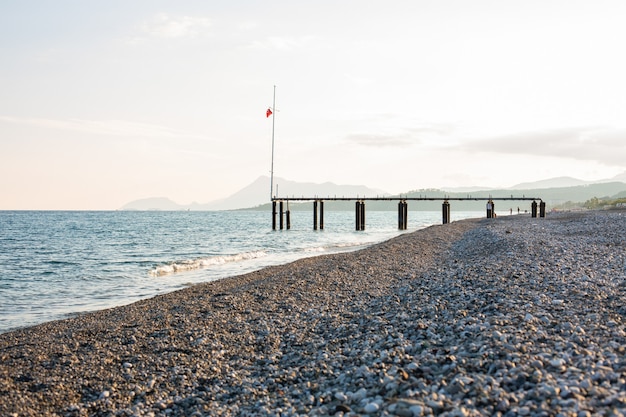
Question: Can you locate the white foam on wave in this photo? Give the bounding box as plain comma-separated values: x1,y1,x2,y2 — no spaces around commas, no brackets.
149,251,268,277
303,240,376,254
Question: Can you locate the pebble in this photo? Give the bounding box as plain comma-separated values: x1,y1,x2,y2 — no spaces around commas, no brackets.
1,210,625,416
363,402,380,413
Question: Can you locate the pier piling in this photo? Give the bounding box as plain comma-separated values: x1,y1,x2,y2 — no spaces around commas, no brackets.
442,200,451,224
398,201,408,230
272,201,277,230
355,201,366,231
271,196,544,230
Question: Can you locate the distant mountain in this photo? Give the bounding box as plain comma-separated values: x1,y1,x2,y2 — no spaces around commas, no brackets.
205,176,389,210
120,173,626,211
249,181,626,212
119,197,186,211
611,171,626,182
511,172,626,190
510,176,588,190
120,176,389,211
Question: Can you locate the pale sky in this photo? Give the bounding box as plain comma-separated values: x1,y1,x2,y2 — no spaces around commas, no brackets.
1,0,625,210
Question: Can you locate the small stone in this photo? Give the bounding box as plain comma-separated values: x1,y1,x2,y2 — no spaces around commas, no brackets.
496,399,510,411
334,392,348,402
394,408,413,417
409,405,425,417
426,400,444,412
550,358,566,367
352,388,368,402
406,362,419,371
448,407,470,417
364,402,380,413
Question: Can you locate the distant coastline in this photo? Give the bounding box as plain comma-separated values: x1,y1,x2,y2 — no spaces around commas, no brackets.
121,181,626,212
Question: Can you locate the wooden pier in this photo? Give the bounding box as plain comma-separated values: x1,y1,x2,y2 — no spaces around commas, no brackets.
271,196,545,230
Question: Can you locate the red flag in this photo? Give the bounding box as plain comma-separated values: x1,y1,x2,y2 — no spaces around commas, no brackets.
266,108,273,118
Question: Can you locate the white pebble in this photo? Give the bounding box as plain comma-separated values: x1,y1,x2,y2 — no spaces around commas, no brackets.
550,358,566,367
364,402,380,413
334,392,348,402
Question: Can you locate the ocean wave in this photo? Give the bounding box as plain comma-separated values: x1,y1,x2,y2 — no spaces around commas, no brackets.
149,251,268,277
303,240,375,254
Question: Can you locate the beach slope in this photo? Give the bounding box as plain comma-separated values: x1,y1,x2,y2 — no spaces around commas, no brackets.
1,210,625,416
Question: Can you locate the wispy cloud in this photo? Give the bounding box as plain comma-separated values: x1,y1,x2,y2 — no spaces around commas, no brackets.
345,133,414,147
141,13,211,39
126,13,212,45
345,123,456,148
459,127,626,166
343,73,374,87
0,116,204,140
248,35,320,51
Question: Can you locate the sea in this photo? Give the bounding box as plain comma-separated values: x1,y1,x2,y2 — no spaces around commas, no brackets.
0,210,481,334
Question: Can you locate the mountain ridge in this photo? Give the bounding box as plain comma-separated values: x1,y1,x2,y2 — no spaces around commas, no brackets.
120,172,626,211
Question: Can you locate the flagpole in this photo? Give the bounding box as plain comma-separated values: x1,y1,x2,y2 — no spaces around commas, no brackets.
270,85,276,200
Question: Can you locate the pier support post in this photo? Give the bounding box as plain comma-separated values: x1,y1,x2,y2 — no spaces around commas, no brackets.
539,201,546,218
442,200,450,224
319,200,324,230
286,208,291,230
355,201,366,230
279,201,284,230
272,201,277,230
403,201,408,229
313,200,318,230
398,201,408,230
361,201,365,230
531,200,538,218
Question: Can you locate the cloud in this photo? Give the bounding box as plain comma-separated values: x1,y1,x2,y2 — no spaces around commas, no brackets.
344,122,457,148
459,127,626,167
248,35,320,51
0,116,204,140
127,13,211,44
343,73,374,87
345,133,414,147
143,13,211,38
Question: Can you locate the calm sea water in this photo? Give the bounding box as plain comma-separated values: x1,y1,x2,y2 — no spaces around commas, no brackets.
0,210,480,334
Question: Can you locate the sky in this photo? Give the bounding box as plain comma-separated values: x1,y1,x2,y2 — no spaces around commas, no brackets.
1,0,625,210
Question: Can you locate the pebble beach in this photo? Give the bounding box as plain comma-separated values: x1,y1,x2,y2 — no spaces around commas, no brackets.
1,210,625,417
